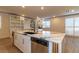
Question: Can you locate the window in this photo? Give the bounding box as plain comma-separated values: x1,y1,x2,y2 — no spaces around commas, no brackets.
65,17,79,36
75,17,79,26
65,18,74,35
65,18,74,27
0,16,1,29
65,27,74,35
75,17,79,35
43,19,50,28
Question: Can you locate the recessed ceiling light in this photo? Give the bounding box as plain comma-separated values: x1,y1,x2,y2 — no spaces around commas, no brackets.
41,6,44,10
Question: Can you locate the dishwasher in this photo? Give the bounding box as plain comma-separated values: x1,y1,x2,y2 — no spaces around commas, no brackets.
31,37,48,53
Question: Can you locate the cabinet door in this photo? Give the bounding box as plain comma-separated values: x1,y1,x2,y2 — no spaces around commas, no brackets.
14,33,31,53
14,33,20,47
18,34,24,51
14,33,24,52
23,36,31,53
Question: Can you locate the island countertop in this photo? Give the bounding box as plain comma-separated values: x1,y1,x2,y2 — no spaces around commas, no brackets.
27,31,65,43
27,31,65,53
14,31,65,53
15,30,65,43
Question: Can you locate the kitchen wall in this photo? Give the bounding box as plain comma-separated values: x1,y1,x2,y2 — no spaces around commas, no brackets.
0,13,10,39
51,16,65,33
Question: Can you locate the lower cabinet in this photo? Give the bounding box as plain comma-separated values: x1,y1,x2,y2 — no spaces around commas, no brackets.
14,33,31,53
23,36,31,53
14,33,23,51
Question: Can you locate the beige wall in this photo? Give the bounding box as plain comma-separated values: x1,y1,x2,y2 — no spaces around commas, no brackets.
0,13,10,39
51,17,65,33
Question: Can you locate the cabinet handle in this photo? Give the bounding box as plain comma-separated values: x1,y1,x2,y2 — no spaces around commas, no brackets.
23,39,24,44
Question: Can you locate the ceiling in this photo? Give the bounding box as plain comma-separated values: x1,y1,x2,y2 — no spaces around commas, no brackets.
0,6,79,18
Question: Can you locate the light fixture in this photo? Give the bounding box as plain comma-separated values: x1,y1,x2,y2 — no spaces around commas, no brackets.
41,6,44,10
22,6,25,8
71,10,75,12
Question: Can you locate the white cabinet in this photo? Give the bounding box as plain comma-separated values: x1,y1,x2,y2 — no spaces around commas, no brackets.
24,19,31,29
23,36,31,53
14,33,24,51
14,33,31,53
9,15,24,39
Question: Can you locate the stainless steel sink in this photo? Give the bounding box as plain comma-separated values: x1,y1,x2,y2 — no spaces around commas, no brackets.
23,32,36,35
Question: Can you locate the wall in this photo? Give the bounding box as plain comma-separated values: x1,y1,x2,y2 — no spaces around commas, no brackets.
0,13,10,39
51,17,65,33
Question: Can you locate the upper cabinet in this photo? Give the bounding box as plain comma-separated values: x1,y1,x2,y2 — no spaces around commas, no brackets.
24,18,31,29
24,18,34,30
9,15,24,31
10,15,35,31
9,15,44,33
30,19,35,29
34,17,43,32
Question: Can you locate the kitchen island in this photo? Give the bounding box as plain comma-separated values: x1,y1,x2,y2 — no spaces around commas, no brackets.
14,31,65,53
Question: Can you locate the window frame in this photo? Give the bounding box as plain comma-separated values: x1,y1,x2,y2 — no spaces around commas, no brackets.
65,16,79,36
42,18,51,29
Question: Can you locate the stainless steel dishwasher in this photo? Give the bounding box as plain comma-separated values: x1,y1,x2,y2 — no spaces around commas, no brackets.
31,37,48,53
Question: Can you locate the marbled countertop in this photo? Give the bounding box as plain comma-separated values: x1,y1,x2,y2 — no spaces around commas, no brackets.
15,31,65,43
28,31,65,43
